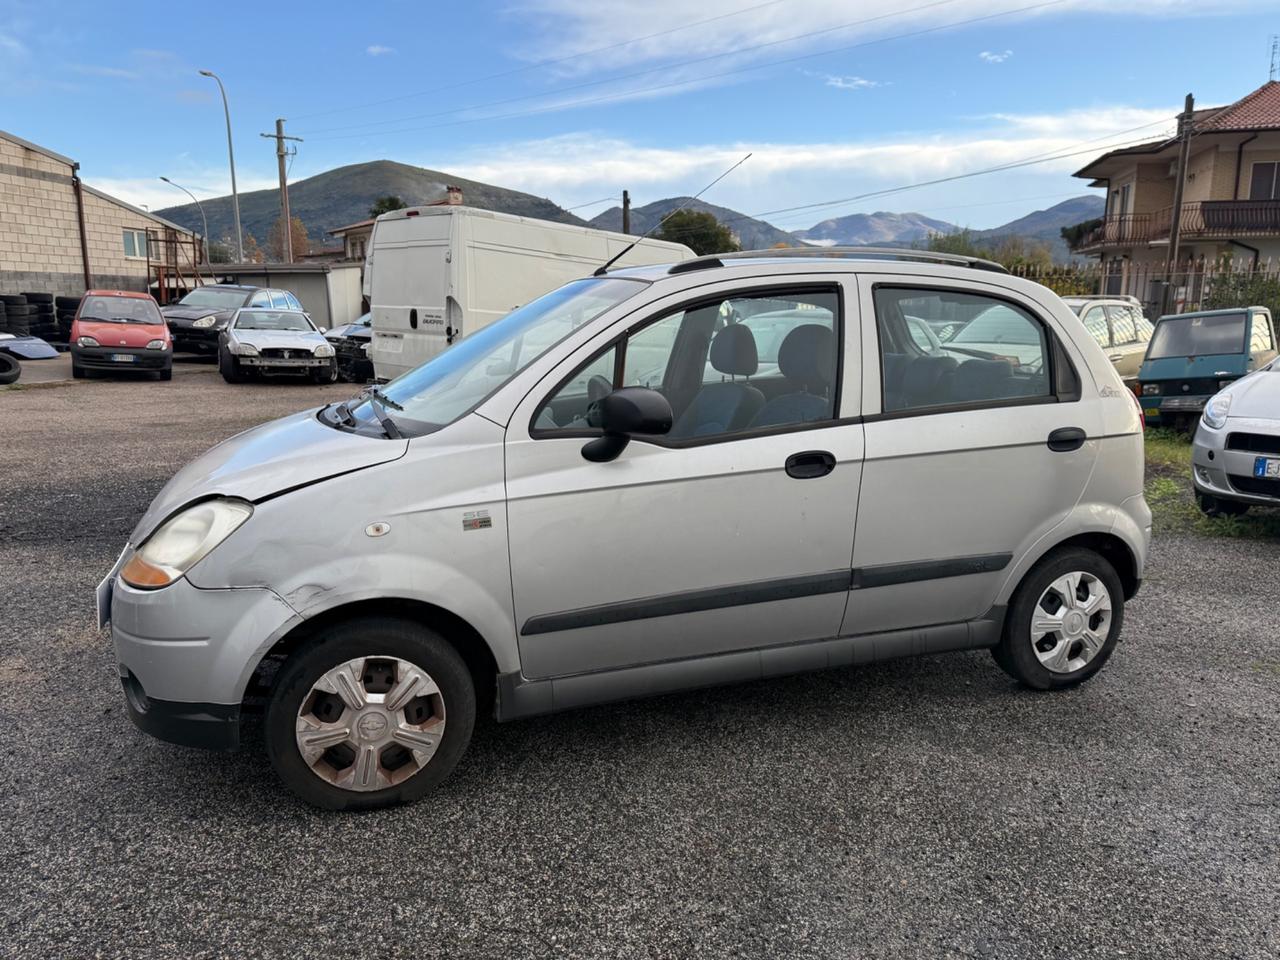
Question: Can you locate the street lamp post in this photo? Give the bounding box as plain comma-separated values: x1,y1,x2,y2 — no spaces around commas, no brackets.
159,176,209,267
199,69,243,262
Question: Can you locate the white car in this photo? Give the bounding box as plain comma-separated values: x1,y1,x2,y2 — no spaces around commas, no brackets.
1191,358,1280,515
218,308,337,384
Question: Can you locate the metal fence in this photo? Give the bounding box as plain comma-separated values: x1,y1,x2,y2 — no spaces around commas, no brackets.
1009,257,1280,318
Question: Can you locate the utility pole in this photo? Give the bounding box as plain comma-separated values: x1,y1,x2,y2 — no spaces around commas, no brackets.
621,190,631,234
260,119,303,262
1165,93,1195,311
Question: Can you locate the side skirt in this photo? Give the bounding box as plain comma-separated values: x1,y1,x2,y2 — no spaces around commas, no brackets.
495,608,1005,722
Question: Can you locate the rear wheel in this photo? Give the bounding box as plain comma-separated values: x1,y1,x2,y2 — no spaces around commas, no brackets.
264,618,476,810
1197,492,1248,517
993,547,1124,690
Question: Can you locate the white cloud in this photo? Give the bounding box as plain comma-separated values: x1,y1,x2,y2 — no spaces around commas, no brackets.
91,171,278,215
824,75,882,90
366,45,395,56
68,64,141,79
978,49,1013,63
0,32,25,54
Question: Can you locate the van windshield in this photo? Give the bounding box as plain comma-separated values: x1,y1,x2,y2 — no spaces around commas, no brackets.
1147,312,1246,359
346,277,646,436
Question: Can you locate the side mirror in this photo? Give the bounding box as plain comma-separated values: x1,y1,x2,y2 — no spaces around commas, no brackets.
581,387,673,463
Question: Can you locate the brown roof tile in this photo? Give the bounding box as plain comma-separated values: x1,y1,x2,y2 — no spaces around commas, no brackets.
1197,81,1280,131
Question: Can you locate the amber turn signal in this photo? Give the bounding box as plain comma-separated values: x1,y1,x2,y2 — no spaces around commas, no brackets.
120,553,175,589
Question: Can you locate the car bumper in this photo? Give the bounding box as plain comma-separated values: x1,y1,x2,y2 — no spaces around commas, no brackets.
239,356,332,371
169,327,221,352
1141,394,1209,422
71,344,170,370
1192,417,1280,506
106,572,302,750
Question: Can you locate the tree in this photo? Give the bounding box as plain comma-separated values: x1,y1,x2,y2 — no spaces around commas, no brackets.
655,209,740,256
369,195,407,218
242,232,263,264
268,216,309,261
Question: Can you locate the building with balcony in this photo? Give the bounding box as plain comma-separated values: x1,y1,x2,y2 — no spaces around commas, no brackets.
1066,81,1280,299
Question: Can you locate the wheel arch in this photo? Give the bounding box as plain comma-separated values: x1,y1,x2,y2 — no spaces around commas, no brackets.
1006,530,1141,603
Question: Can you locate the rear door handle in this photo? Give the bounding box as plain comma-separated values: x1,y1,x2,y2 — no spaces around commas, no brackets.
1047,427,1087,452
786,450,836,479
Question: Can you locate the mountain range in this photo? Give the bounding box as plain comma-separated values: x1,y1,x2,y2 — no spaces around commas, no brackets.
153,158,1104,261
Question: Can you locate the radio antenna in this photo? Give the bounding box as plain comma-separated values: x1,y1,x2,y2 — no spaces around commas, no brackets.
593,152,752,276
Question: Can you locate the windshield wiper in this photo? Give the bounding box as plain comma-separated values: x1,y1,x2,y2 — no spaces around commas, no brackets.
79,316,123,323
361,386,403,439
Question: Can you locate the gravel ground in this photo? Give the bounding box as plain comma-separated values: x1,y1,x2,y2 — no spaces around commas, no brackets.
2,376,1278,960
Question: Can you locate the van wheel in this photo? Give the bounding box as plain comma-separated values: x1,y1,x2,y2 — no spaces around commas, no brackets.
1197,492,1248,517
264,618,476,811
992,548,1124,690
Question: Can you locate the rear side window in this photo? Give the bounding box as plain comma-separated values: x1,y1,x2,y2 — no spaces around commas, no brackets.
1106,305,1139,345
1251,314,1274,352
874,287,1054,413
1082,308,1111,348
248,290,272,307
285,292,303,311
269,291,290,309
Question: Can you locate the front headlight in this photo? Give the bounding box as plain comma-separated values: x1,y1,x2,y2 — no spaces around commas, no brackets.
1202,392,1231,430
192,315,218,329
231,342,259,356
145,339,167,351
1142,383,1160,396
77,335,99,348
313,343,335,358
120,498,253,589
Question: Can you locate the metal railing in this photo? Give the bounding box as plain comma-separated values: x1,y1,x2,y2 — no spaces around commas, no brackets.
1069,200,1280,252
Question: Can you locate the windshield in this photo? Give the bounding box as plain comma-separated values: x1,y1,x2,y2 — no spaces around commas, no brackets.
234,310,314,332
949,305,1042,345
1148,312,1246,359
178,287,251,310
349,277,645,436
79,295,162,324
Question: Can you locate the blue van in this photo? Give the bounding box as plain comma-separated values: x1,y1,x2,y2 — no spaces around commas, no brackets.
1139,306,1276,427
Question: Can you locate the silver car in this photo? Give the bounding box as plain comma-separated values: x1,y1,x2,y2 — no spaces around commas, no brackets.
218,308,337,384
1191,358,1280,515
99,248,1150,810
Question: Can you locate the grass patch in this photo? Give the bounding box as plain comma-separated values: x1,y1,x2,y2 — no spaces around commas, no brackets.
1143,428,1280,540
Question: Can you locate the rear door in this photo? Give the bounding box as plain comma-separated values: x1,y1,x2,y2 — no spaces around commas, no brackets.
368,214,452,379
846,278,1101,636
1104,303,1149,386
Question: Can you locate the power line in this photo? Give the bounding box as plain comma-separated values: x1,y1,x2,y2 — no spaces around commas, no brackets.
301,0,1060,139
564,195,622,211
291,0,794,122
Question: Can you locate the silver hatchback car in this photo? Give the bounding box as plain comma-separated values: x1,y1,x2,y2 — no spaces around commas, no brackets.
99,249,1150,810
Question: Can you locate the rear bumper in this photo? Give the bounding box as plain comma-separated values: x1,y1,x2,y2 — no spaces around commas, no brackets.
71,344,170,370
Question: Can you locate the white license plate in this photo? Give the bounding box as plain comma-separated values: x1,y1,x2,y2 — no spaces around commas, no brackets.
1255,457,1280,479
376,335,403,354
110,354,136,363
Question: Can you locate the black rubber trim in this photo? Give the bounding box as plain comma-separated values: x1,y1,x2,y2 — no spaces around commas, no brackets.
521,569,852,636
121,672,240,751
520,552,1012,635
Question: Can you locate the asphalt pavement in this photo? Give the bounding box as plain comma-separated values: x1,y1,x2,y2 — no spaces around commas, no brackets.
1,375,1277,959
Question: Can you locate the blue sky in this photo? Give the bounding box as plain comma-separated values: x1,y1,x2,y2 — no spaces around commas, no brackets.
1,0,1276,231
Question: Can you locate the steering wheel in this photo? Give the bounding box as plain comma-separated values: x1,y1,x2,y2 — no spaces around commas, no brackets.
587,374,613,402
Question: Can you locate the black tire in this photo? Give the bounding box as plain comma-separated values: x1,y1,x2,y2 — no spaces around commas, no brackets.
20,292,53,304
158,366,172,381
264,618,476,811
992,547,1124,690
72,361,85,379
55,296,81,310
1197,492,1249,517
0,353,19,385
311,360,338,384
0,294,27,307
218,347,243,384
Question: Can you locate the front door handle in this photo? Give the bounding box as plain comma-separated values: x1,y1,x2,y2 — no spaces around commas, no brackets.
786,450,836,479
1047,427,1087,452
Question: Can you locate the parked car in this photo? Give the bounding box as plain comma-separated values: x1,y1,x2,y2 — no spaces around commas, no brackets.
1138,306,1276,428
325,312,374,383
1061,295,1153,390
1191,358,1280,516
217,308,337,384
70,290,171,380
98,247,1149,810
162,284,305,354
0,332,59,362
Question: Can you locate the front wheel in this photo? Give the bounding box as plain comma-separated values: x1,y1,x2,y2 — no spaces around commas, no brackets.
311,360,338,384
992,547,1124,690
1197,492,1248,517
264,618,476,810
218,348,243,384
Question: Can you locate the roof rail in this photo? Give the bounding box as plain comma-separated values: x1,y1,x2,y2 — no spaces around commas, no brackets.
668,246,1009,276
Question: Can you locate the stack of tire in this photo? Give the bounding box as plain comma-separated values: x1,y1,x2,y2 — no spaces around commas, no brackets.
55,295,81,344
20,292,58,341
0,294,32,336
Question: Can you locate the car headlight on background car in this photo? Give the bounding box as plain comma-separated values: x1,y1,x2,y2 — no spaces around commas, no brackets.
145,339,168,351
230,342,259,356
1142,383,1160,396
120,498,253,589
192,315,218,328
76,335,99,348
1202,392,1231,430
313,343,335,358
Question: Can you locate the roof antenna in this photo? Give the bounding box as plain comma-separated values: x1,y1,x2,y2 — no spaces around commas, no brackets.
593,152,752,276
1271,34,1279,81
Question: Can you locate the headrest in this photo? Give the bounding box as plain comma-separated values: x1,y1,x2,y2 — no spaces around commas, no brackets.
901,355,957,396
777,324,835,388
709,323,758,377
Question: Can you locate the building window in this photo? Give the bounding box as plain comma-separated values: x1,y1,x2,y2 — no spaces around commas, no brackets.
122,229,149,259
1248,162,1279,201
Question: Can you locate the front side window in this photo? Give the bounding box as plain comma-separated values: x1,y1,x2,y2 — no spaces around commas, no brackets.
875,287,1053,413
535,288,840,440
285,292,303,310
1251,314,1274,352
248,290,272,307
269,291,291,309
1148,313,1246,359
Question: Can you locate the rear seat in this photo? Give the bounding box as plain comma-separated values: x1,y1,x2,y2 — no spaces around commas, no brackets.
882,355,1017,410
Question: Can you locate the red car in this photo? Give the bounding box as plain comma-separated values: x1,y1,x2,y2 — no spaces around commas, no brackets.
71,290,172,380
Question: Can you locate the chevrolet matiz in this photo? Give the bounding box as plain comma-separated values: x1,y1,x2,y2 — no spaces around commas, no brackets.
99,248,1151,810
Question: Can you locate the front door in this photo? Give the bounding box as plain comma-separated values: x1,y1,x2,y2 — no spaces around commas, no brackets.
504,280,863,680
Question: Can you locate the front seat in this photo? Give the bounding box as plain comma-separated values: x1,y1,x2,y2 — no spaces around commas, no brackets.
670,324,765,437
749,324,836,427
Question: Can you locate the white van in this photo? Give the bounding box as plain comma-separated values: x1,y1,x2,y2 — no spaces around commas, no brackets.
364,205,695,380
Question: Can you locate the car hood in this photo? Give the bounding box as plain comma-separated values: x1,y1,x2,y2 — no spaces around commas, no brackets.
325,323,372,341
233,329,328,351
1224,369,1280,420
162,305,235,322
76,320,167,347
0,334,59,359
130,409,408,544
